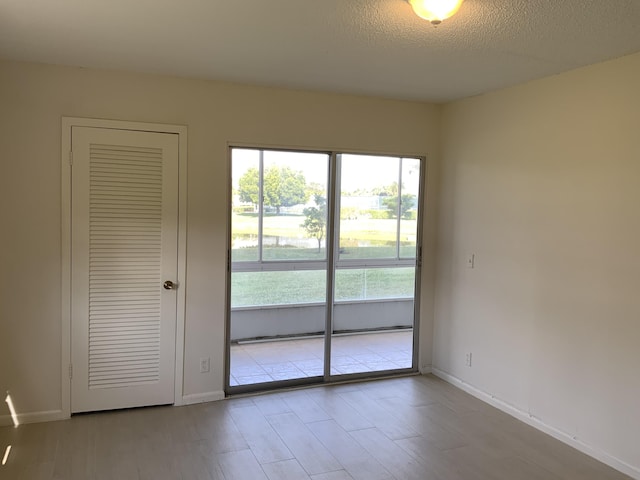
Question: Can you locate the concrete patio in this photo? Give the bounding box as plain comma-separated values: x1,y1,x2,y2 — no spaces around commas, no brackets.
230,329,413,386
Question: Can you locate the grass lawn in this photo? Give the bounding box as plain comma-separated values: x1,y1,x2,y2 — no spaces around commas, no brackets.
231,267,415,307
230,213,418,307
232,213,418,243
231,213,417,262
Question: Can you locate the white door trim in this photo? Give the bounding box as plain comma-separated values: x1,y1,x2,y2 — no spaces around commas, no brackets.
61,117,188,417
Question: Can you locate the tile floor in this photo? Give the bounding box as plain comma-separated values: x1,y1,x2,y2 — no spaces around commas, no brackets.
230,330,413,386
0,375,632,479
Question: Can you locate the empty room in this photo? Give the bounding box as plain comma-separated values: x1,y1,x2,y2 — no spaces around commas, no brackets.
1,1,639,479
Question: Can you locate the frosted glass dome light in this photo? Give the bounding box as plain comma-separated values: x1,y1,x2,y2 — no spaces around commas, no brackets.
408,0,465,25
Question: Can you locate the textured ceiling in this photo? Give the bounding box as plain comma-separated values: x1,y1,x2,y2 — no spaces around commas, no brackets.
1,0,640,102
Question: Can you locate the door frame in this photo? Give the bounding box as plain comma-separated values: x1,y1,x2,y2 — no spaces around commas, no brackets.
225,145,426,394
61,117,188,417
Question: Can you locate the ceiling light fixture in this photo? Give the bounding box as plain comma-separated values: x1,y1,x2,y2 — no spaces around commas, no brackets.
407,0,465,25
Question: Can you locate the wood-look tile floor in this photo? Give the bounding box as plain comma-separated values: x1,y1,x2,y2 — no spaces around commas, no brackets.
0,375,632,480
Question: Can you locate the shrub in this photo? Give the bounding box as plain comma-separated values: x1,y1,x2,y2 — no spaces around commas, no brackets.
233,205,255,214
366,209,392,220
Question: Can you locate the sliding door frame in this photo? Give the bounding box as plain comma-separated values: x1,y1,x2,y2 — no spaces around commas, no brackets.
225,144,426,395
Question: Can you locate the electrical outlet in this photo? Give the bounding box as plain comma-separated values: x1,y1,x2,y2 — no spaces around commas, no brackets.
465,352,472,367
200,357,210,373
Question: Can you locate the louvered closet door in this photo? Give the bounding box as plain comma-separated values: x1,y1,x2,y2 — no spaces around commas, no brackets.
71,126,179,413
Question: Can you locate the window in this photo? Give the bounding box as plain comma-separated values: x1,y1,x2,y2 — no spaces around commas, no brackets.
231,149,421,308
231,148,329,307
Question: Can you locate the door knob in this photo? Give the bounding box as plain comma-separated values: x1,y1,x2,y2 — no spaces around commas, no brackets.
163,280,176,290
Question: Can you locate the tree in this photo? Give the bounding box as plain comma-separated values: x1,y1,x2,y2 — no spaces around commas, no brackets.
306,182,325,199
383,193,416,219
264,166,308,213
237,166,308,213
372,181,399,197
237,167,260,205
301,195,326,252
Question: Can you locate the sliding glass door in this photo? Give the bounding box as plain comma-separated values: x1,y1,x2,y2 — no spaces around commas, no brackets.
332,154,420,376
229,149,329,387
228,148,422,392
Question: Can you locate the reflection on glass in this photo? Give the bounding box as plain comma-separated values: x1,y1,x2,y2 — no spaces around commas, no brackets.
231,149,260,262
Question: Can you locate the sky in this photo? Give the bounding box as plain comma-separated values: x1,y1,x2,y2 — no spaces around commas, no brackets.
231,148,421,195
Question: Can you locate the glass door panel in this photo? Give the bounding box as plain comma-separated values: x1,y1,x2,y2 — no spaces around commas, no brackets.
230,269,327,385
331,155,420,377
338,155,400,260
334,267,416,302
400,158,421,258
262,150,329,261
231,149,260,262
229,149,329,388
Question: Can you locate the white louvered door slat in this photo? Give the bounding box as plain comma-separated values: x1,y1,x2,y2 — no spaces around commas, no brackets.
71,127,179,413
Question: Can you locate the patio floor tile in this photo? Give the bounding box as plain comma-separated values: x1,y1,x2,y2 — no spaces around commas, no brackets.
230,330,413,386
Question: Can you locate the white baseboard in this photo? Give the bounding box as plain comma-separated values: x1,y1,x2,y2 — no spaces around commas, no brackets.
0,409,68,427
181,391,225,405
430,368,640,480
0,393,226,426
419,364,433,375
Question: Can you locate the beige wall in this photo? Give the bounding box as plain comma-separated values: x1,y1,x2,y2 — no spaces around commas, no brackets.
3,49,638,476
0,60,440,417
436,52,640,475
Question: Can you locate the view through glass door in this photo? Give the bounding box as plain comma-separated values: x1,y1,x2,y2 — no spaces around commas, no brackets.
228,148,422,392
331,154,420,377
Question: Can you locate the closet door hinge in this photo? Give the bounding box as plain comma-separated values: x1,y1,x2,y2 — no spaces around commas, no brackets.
69,151,73,165
68,364,73,379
